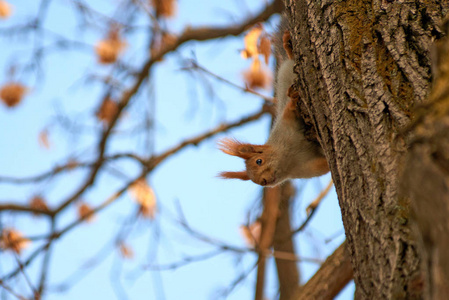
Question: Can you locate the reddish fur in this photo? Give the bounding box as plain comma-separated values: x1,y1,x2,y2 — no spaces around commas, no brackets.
282,99,297,122
282,30,293,59
218,138,254,159
251,144,270,153
218,138,276,185
307,157,330,175
218,138,269,159
219,171,250,181
217,26,329,186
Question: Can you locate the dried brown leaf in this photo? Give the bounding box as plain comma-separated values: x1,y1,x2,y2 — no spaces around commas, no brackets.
240,225,252,245
95,30,127,64
0,82,27,107
243,58,271,90
78,202,95,223
30,196,49,214
0,1,12,19
129,179,157,219
0,228,30,254
151,0,177,18
240,49,250,59
96,98,119,124
118,242,134,259
239,221,261,246
259,35,271,65
95,40,118,64
242,24,263,59
38,130,51,149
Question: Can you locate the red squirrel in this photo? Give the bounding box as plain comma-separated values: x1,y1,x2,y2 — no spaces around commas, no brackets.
218,25,329,187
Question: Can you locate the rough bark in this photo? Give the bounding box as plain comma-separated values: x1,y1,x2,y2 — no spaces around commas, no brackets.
293,241,353,300
401,17,449,300
284,0,448,298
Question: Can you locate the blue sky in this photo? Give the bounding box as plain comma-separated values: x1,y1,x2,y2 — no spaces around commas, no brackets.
0,0,353,299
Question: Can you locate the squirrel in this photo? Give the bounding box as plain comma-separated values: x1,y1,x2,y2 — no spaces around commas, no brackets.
218,21,329,187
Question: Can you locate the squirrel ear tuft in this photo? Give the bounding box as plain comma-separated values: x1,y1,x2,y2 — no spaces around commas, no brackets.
218,138,255,159
218,171,250,181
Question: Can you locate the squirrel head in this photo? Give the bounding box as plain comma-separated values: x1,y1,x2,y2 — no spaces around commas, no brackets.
218,138,279,186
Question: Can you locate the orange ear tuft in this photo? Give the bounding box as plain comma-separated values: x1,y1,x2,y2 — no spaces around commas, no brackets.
217,138,241,155
218,138,255,159
219,171,250,181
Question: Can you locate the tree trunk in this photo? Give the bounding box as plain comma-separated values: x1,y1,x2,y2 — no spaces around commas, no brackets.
284,0,448,298
401,18,449,300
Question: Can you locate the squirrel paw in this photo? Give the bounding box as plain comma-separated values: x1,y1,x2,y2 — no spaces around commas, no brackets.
286,85,299,113
287,85,299,101
282,30,293,59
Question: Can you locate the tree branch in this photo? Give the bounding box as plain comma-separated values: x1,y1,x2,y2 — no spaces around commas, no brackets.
254,186,281,300
293,241,353,300
148,106,270,169
0,203,53,216
273,182,299,300
53,0,283,214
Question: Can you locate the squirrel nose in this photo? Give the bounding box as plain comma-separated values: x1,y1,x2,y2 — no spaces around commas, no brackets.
261,178,267,186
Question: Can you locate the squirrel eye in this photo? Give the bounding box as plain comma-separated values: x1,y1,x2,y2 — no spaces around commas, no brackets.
256,159,262,166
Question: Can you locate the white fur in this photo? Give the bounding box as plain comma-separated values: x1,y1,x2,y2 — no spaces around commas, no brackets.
266,59,327,184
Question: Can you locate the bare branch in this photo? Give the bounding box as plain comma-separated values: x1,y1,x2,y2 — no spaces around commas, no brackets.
51,0,282,215
143,249,223,271
149,107,270,169
2,176,140,281
0,154,143,185
0,1,284,296
255,187,281,300
0,203,53,216
0,280,27,300
306,179,333,215
290,180,334,236
13,253,38,297
217,261,258,299
37,218,56,296
273,182,299,300
293,241,353,300
185,59,274,103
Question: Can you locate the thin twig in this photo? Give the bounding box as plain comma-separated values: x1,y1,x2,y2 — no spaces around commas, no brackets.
186,60,274,103
148,107,269,169
217,261,258,299
13,253,38,297
143,250,223,271
306,179,333,215
37,218,56,295
0,153,142,185
291,179,334,236
0,281,27,300
54,0,283,215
